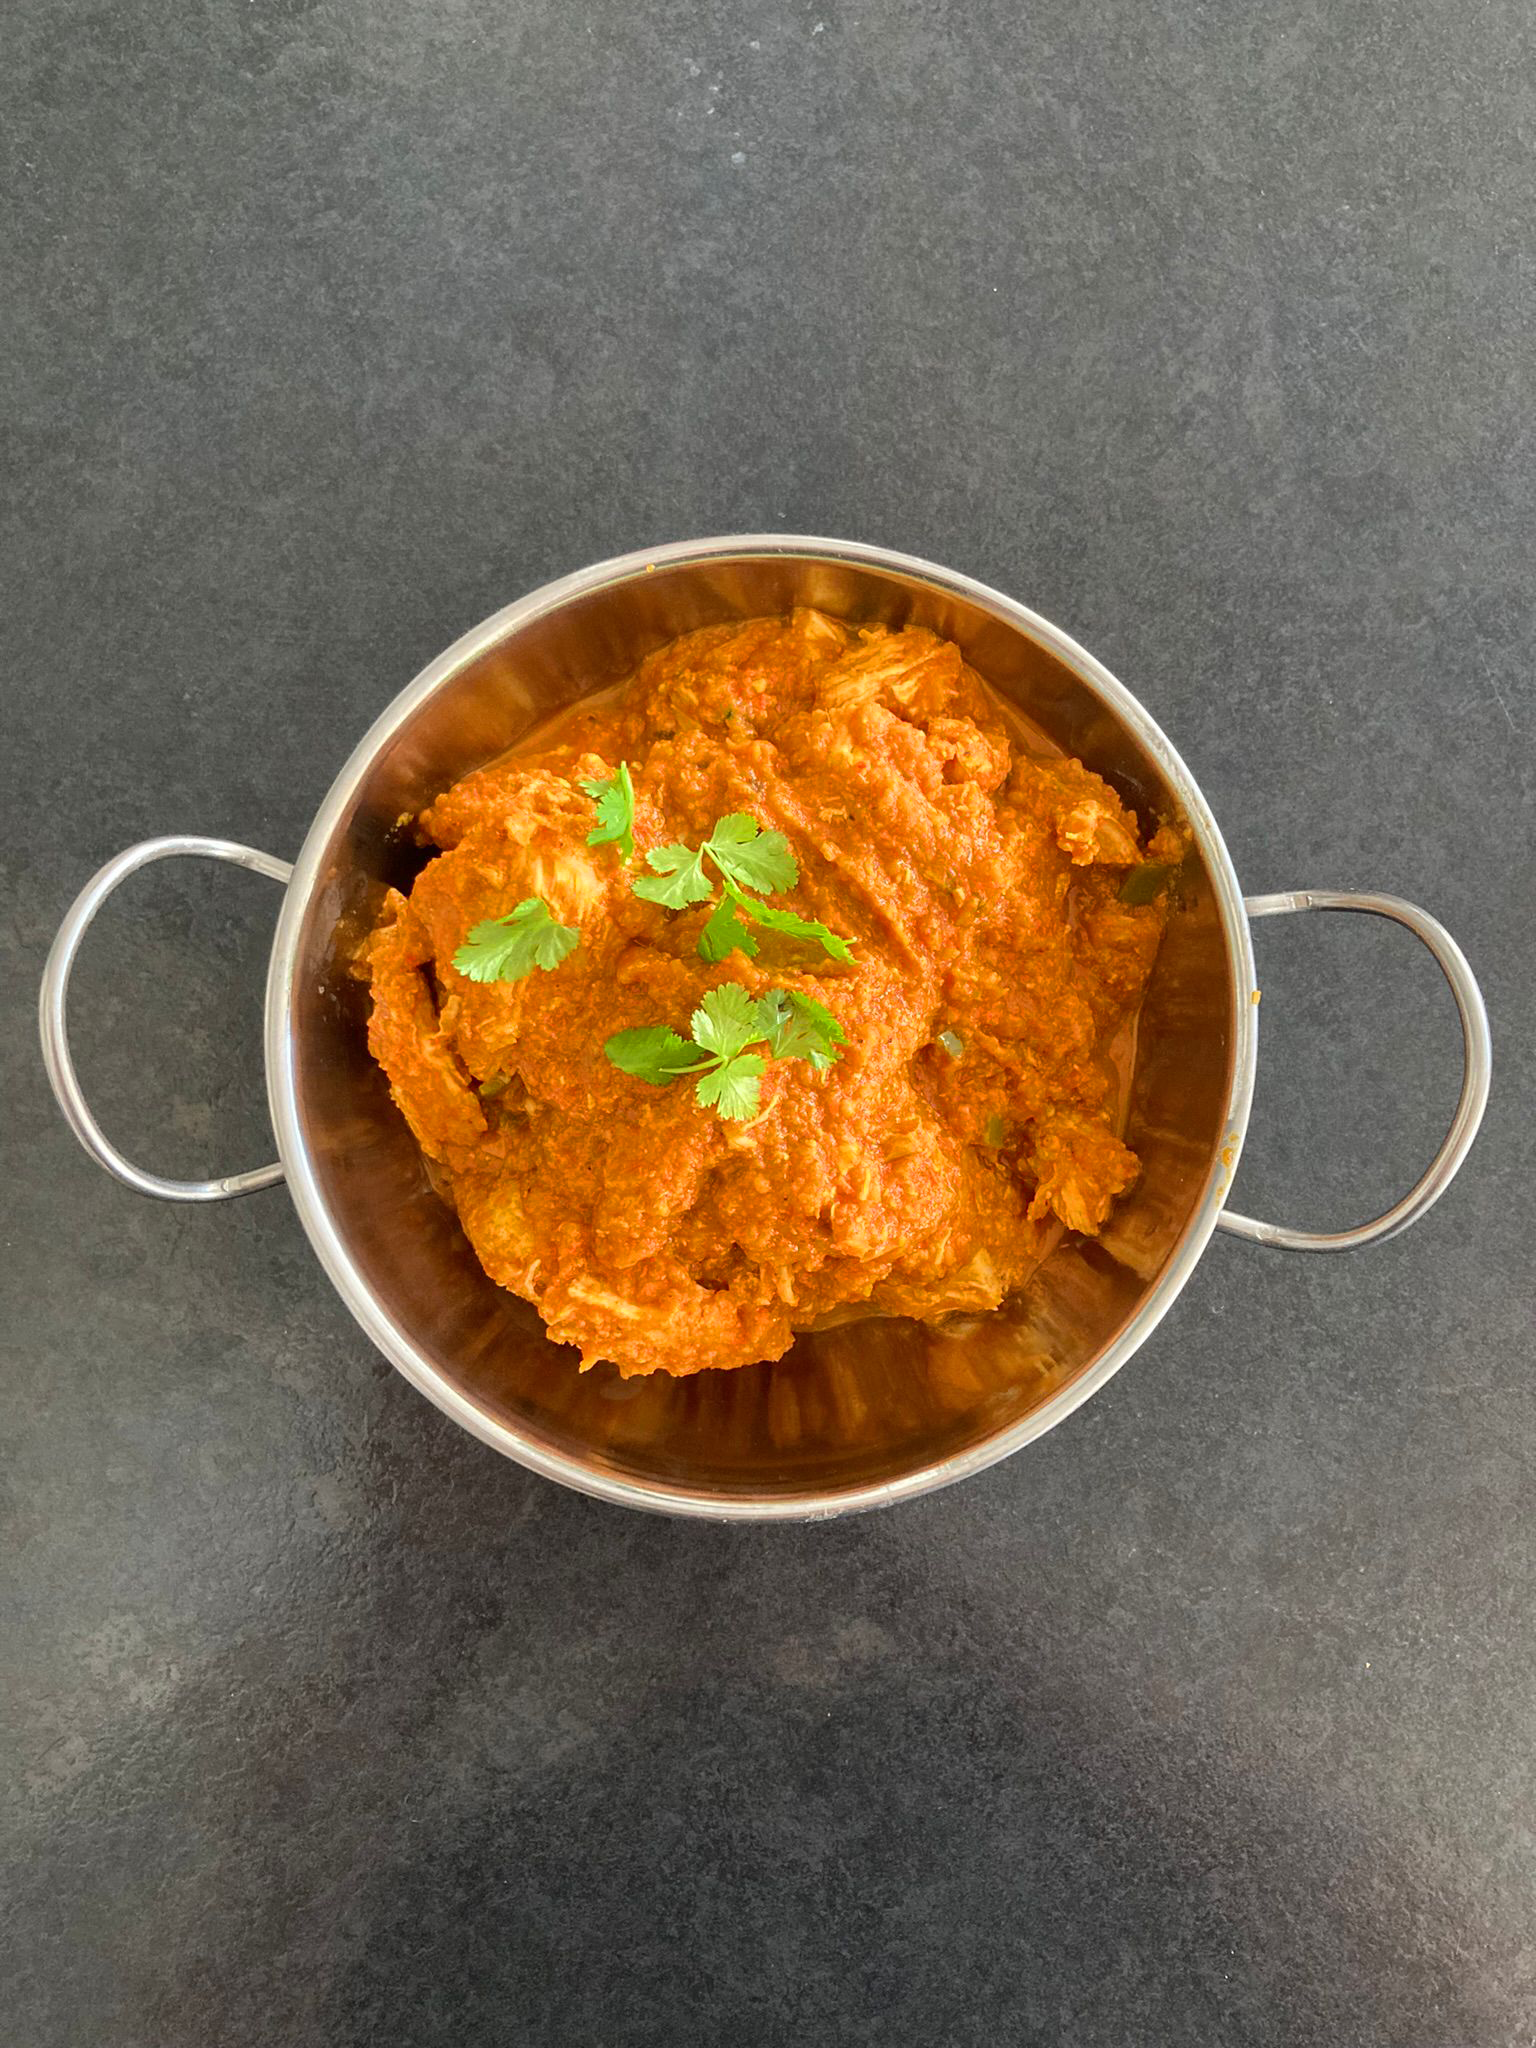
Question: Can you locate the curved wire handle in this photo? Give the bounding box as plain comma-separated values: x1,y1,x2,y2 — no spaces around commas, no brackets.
1218,890,1491,1252
39,836,293,1202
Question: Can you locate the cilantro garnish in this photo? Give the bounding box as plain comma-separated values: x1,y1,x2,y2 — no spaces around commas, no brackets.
698,891,759,961
633,813,852,964
754,987,847,1070
695,1056,767,1120
690,980,763,1057
603,984,846,1121
633,840,712,908
452,898,580,984
711,893,854,963
581,762,636,861
701,813,798,895
603,1024,710,1083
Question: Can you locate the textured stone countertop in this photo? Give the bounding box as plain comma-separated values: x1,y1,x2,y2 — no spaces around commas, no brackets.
5,4,1533,2042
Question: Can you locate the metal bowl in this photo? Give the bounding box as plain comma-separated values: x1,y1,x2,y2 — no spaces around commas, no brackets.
40,538,1491,1519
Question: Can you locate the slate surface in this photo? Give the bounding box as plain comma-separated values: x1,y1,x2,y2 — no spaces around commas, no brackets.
4,2,1533,2042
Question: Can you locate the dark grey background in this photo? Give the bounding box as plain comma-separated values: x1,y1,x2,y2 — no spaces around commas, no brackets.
5,2,1533,2042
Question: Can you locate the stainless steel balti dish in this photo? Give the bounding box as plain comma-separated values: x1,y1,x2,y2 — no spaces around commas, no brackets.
40,539,1492,1520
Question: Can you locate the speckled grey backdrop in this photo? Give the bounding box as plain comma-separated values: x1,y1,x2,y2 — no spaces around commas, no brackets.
4,2,1534,2042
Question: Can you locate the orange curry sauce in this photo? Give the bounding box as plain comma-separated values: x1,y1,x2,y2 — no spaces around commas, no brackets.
365,612,1178,1377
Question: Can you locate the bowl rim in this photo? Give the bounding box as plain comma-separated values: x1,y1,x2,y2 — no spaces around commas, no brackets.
264,535,1258,1520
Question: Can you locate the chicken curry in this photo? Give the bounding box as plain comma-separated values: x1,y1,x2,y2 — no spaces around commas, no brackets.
365,611,1178,1378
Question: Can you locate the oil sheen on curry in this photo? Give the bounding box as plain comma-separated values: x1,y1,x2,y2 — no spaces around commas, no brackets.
365,612,1179,1379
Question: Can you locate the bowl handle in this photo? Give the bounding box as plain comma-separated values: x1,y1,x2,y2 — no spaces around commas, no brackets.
1217,890,1491,1251
39,836,294,1202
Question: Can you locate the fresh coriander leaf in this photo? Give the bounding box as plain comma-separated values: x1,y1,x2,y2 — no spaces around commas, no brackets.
698,892,760,962
758,988,846,1070
453,898,579,983
785,989,844,1041
603,1025,709,1085
607,980,845,1123
632,841,712,908
631,808,849,964
695,1053,765,1121
705,815,798,896
691,982,764,1061
784,990,846,1070
707,812,765,848
754,988,793,1043
732,894,855,963
1118,861,1175,906
984,1113,1007,1147
937,1029,964,1058
581,762,635,860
